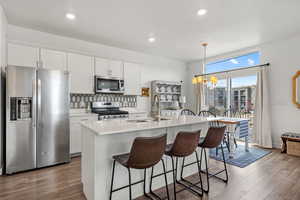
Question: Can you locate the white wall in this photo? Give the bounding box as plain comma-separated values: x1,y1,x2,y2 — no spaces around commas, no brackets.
7,25,187,113
187,35,300,148
260,35,300,147
0,4,7,174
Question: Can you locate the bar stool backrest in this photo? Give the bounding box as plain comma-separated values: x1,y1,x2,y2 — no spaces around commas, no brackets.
200,126,226,148
171,130,201,157
127,134,167,169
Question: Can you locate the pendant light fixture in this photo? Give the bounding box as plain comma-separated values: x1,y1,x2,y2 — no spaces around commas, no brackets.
192,43,218,87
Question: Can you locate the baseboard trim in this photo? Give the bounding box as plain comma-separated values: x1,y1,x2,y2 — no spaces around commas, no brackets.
71,152,81,158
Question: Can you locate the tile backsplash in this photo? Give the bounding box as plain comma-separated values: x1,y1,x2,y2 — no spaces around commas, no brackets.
70,93,137,109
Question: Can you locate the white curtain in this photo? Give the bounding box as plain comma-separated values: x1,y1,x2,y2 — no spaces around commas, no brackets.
253,67,272,148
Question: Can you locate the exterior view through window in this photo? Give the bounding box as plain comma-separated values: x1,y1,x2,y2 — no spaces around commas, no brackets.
204,52,259,126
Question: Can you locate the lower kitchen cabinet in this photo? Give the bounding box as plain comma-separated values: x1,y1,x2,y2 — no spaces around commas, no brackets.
70,115,98,156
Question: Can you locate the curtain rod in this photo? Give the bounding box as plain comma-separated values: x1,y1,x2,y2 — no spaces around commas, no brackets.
194,63,270,77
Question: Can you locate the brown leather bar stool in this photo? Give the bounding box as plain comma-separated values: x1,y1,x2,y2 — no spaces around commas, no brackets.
164,130,203,200
199,126,228,193
109,134,170,200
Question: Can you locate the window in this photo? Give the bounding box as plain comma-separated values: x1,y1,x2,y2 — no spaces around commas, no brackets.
203,52,260,117
205,52,260,73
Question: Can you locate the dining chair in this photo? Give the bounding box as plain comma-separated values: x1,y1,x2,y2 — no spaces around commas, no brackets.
180,109,196,116
199,110,229,155
223,109,238,148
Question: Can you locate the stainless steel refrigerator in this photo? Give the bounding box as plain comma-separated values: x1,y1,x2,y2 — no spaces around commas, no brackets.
5,65,70,174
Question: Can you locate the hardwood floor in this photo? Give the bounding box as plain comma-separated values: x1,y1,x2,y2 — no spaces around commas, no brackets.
0,149,300,200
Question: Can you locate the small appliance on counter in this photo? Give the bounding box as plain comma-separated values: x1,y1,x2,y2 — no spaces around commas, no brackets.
5,66,70,174
91,102,129,120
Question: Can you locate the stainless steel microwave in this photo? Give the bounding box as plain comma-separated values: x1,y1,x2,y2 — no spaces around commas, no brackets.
94,76,124,93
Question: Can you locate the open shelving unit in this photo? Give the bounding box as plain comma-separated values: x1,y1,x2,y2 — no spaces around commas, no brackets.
151,80,183,117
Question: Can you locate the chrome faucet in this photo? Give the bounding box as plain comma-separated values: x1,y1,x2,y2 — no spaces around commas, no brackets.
153,95,161,121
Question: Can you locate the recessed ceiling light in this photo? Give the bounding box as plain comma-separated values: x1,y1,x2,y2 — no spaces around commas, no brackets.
148,37,156,43
197,9,207,16
66,13,76,20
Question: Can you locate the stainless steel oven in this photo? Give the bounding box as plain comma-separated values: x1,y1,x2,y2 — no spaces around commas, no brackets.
94,76,124,94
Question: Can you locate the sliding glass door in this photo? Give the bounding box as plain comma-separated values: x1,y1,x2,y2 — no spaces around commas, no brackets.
204,79,228,116
203,74,257,118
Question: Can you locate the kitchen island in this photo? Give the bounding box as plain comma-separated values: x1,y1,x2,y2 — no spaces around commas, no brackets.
80,116,210,200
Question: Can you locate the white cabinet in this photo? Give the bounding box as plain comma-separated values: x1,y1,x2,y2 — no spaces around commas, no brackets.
95,57,109,77
40,48,67,70
70,115,98,155
68,53,94,94
109,60,123,78
8,43,39,67
124,62,141,95
95,57,123,79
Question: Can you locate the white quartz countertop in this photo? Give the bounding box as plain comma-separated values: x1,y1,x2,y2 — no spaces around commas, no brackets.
120,107,147,114
69,109,98,117
80,116,209,136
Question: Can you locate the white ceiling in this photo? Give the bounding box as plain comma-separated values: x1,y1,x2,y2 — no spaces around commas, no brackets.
1,0,300,61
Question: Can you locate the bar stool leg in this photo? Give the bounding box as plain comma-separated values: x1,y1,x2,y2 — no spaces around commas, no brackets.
171,157,177,200
221,145,229,183
195,151,204,196
175,157,178,182
178,152,203,196
143,169,147,195
109,160,116,200
201,148,210,193
144,169,155,200
180,157,185,179
161,159,170,200
149,159,170,200
127,168,132,200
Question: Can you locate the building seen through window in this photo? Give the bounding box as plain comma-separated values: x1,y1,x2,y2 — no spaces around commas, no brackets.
204,52,259,116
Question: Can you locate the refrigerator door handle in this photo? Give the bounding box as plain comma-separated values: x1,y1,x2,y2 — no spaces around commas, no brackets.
32,78,36,128
37,79,42,128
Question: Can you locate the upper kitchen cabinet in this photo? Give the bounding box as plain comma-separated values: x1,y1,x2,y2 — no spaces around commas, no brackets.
68,53,94,94
40,49,67,70
95,57,124,79
94,57,109,77
109,60,123,78
124,62,141,95
8,43,39,68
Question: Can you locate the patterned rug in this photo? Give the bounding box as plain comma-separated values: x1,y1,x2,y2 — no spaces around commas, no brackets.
209,144,272,168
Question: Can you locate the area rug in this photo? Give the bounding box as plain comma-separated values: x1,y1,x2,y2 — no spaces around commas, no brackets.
209,144,272,168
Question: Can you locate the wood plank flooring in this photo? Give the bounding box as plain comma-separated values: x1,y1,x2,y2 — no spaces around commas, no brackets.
0,149,300,200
